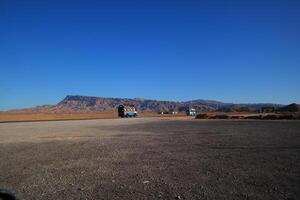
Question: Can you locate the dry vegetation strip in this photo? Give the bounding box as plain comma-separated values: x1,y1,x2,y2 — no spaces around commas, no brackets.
0,113,118,123
139,112,186,117
0,112,186,123
195,112,300,120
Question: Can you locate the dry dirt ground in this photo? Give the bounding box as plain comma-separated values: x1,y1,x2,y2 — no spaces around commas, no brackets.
0,118,299,200
0,112,184,123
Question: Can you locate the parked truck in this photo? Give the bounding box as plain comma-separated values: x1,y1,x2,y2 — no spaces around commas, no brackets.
118,105,138,118
186,108,196,116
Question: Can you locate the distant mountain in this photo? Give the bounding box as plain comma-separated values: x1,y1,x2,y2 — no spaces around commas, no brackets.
216,103,283,112
56,95,224,113
4,95,288,113
278,103,300,113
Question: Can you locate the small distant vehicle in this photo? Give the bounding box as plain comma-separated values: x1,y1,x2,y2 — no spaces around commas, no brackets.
186,108,196,116
118,105,138,118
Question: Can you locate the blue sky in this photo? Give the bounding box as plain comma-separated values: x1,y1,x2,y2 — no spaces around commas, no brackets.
0,0,299,110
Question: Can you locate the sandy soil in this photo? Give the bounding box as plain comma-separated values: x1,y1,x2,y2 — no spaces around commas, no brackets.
0,112,185,123
0,118,299,200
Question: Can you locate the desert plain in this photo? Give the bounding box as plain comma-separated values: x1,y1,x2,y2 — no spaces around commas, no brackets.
0,117,299,200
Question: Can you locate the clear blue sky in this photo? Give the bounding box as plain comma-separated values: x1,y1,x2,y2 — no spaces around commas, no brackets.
1,0,299,110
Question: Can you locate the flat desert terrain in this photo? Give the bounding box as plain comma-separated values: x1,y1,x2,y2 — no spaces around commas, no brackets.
0,118,299,200
0,112,185,123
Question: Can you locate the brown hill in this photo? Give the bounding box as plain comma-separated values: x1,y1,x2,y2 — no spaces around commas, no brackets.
4,95,286,114
278,103,300,113
55,95,222,113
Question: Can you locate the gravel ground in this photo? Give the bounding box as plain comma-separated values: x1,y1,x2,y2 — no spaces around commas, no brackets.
0,118,299,200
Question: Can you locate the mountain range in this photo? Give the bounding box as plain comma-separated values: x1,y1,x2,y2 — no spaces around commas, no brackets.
4,95,297,114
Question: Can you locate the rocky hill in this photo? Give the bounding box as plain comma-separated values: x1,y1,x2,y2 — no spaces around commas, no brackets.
216,103,284,113
278,103,300,113
4,95,287,114
55,95,227,113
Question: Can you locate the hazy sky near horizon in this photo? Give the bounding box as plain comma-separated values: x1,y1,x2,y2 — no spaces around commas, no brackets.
1,0,300,110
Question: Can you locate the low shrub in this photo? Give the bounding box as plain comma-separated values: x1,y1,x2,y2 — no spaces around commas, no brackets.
262,115,279,120
245,115,263,119
276,114,295,120
196,113,300,120
262,114,297,120
230,115,244,119
209,114,230,119
259,114,299,120
195,114,209,119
